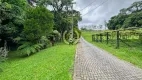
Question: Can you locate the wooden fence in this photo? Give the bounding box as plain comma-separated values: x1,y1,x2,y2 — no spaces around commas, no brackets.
92,30,142,49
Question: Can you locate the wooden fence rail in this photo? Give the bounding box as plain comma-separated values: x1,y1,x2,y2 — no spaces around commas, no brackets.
92,30,142,49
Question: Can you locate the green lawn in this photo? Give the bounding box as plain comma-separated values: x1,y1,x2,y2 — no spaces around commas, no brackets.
82,31,142,68
0,43,76,80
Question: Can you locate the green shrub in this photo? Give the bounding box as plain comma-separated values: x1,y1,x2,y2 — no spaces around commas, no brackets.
16,6,54,56
23,6,54,42
17,42,44,56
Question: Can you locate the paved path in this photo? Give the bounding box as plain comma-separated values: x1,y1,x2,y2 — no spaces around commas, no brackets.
73,38,142,80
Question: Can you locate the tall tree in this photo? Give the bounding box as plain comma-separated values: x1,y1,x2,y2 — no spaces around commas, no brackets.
29,0,82,40
23,6,54,42
0,0,28,47
127,1,142,13
107,1,142,30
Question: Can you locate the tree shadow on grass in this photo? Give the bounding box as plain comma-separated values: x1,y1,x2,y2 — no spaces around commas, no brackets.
0,68,3,73
8,51,36,59
19,53,35,58
0,62,3,73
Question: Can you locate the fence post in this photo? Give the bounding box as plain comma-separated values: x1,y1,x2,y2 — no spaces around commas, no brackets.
92,35,95,42
106,32,109,44
92,35,93,41
94,34,95,42
96,34,98,42
100,34,102,42
116,31,119,49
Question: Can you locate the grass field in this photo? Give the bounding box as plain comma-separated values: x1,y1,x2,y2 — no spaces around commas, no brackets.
82,31,142,68
0,43,76,80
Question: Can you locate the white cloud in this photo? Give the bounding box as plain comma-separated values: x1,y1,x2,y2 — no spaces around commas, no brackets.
74,0,141,29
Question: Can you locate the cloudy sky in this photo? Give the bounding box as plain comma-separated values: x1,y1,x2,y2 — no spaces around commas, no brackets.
73,0,141,28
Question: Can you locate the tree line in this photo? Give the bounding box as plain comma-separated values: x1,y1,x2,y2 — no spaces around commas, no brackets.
107,1,142,30
0,0,81,57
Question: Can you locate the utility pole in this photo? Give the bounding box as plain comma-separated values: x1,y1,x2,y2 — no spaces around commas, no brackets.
71,3,74,39
68,3,74,44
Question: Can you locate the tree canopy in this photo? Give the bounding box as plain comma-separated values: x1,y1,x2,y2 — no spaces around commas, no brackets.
0,0,28,47
0,0,82,56
107,1,142,30
36,0,82,39
23,6,54,42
